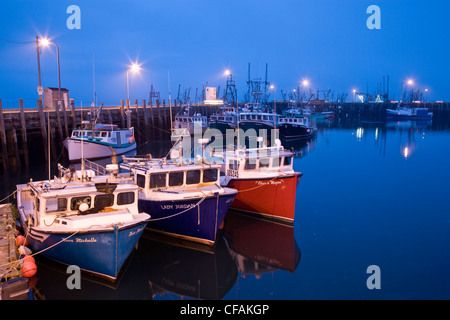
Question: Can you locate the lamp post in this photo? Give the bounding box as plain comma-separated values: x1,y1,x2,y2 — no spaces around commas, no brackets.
35,36,43,101
127,62,141,102
40,38,62,107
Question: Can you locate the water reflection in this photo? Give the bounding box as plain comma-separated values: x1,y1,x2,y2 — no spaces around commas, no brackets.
223,211,301,277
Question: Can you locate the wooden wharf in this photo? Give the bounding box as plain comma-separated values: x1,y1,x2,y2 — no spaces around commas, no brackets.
0,204,19,281
0,97,449,171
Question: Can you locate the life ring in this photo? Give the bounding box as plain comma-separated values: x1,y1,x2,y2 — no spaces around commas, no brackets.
129,136,135,143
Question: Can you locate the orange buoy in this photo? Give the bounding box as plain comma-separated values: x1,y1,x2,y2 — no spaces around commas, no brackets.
15,235,28,246
21,261,37,278
21,255,35,264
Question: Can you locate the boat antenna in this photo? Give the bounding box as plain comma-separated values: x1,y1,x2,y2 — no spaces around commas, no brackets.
48,101,51,180
81,101,85,176
168,70,173,132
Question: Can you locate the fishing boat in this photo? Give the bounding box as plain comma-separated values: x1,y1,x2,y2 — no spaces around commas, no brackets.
173,104,208,135
15,160,150,281
120,141,238,246
237,102,279,134
386,105,433,120
211,138,302,223
209,104,238,134
278,116,317,140
64,121,137,162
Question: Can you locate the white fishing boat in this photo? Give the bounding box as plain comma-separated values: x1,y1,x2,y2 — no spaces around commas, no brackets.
64,121,137,162
386,105,433,120
16,160,150,281
173,104,207,135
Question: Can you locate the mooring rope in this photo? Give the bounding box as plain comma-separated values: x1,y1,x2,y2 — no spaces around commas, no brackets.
0,190,17,203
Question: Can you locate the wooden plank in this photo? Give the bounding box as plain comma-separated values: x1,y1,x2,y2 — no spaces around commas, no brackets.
53,99,64,142
18,99,29,166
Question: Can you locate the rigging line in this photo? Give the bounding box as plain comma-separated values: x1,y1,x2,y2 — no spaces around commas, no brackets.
0,38,34,44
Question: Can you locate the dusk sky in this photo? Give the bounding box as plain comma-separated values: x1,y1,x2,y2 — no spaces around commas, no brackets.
1,0,449,108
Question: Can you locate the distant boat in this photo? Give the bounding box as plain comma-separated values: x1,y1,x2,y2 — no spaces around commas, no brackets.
212,138,302,224
386,105,433,120
209,104,238,133
120,142,238,246
173,104,207,135
16,161,150,281
237,102,279,133
64,121,137,162
278,116,317,140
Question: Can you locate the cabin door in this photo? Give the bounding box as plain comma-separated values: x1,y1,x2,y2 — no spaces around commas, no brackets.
116,132,121,146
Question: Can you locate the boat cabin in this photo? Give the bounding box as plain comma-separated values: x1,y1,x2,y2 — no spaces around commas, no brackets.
121,160,222,197
213,143,295,180
70,125,135,146
17,167,139,228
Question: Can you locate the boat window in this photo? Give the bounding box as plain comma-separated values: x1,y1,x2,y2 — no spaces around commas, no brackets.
117,192,135,205
101,132,107,137
150,173,167,189
203,168,218,183
259,158,270,168
244,159,257,170
72,131,79,137
228,159,240,170
136,174,146,188
283,156,292,166
186,170,201,184
263,115,268,120
169,171,184,186
94,194,114,209
70,196,92,211
94,131,101,137
46,198,67,213
272,157,282,167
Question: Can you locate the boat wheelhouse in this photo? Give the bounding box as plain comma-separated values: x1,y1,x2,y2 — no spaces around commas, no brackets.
64,122,136,162
212,139,302,223
278,116,317,140
16,161,150,281
120,154,238,246
209,104,238,133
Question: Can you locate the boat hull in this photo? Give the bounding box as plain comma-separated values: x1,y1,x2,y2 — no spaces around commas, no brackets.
24,222,147,280
279,123,316,140
209,121,236,134
138,190,237,246
386,108,433,120
224,173,302,223
64,138,137,161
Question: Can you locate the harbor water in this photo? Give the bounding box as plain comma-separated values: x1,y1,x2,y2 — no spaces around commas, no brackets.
1,117,450,300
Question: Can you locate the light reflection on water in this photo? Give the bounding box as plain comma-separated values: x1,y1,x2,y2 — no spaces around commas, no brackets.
2,117,450,300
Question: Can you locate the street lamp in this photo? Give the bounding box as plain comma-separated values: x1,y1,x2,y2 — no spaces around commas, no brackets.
353,89,357,103
40,37,62,107
127,62,141,102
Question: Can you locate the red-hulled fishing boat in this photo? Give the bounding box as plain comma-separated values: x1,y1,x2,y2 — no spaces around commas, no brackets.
212,138,302,223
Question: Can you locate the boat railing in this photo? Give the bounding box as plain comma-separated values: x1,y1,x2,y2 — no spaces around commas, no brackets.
83,159,108,176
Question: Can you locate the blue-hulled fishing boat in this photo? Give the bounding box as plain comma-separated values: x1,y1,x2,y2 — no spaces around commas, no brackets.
16,161,150,281
120,142,238,246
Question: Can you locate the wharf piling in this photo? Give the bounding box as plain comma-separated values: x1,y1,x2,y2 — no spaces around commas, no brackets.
0,204,20,280
1,97,449,171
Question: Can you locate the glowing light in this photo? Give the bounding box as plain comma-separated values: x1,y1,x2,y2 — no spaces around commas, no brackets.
302,79,309,87
40,38,50,47
129,62,141,73
224,69,231,76
407,79,414,86
403,147,409,158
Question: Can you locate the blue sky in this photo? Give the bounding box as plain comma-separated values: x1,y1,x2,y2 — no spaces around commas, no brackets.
1,0,449,107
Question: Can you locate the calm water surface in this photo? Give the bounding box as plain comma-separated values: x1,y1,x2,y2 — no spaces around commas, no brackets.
2,117,450,300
